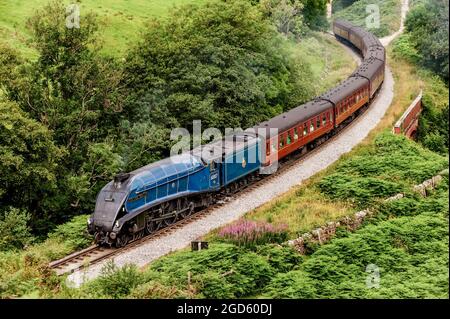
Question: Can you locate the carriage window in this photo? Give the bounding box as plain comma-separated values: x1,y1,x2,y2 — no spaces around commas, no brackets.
330,112,333,122
310,122,315,132
279,135,285,148
322,115,327,126
294,128,299,140
271,141,277,153
287,133,292,145
303,123,308,136
317,117,321,128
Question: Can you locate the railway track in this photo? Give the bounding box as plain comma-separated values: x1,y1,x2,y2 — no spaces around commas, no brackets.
49,97,373,276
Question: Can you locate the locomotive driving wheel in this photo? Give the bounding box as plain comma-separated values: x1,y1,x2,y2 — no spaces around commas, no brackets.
178,199,195,219
115,233,129,248
145,217,158,235
161,201,177,226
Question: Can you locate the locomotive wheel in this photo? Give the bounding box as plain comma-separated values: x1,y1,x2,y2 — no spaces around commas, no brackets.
161,201,177,226
145,218,157,235
115,233,129,248
178,199,194,219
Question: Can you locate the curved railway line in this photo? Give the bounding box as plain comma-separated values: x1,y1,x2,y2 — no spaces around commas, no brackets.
51,0,411,278
51,97,371,276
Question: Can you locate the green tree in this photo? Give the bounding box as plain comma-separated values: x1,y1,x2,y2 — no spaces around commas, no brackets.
124,0,313,134
0,207,34,251
0,99,63,230
405,0,449,81
259,0,306,37
0,2,126,229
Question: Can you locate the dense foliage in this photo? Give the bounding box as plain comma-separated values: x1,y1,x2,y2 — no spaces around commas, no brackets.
0,2,125,232
0,0,326,235
403,0,449,82
392,0,449,154
123,0,314,143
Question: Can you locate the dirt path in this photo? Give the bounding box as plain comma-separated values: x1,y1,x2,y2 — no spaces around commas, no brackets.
380,0,410,46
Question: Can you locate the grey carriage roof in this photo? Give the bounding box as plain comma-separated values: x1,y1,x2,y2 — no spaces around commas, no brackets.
333,19,354,30
362,34,383,49
252,99,333,134
349,26,368,39
191,132,259,162
352,57,384,79
320,76,368,104
366,46,385,61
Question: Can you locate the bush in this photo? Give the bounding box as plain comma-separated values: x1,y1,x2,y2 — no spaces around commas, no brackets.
262,210,449,298
48,214,93,251
0,207,34,250
87,262,145,298
140,244,277,298
255,244,304,272
317,133,448,206
129,281,191,299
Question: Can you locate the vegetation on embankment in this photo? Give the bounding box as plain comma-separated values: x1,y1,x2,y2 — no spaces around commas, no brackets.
54,133,447,299
390,0,448,154
333,0,402,37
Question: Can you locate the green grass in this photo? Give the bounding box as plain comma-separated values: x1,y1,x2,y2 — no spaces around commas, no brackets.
290,32,357,95
0,0,206,57
333,0,402,37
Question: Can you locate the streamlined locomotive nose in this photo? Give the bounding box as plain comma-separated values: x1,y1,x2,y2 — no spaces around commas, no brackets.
89,173,132,235
91,190,127,232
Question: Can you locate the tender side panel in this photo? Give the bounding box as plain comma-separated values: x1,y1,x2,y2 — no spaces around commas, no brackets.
222,141,261,185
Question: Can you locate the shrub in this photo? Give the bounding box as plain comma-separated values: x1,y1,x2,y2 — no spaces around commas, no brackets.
0,207,34,250
262,210,449,298
48,214,93,251
129,281,191,299
217,220,288,247
255,244,304,272
87,262,145,298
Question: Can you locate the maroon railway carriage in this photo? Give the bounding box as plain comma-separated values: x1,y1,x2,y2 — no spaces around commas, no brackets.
333,20,354,40
366,45,386,62
348,26,367,51
320,76,370,126
254,20,386,167
351,57,385,98
254,99,334,166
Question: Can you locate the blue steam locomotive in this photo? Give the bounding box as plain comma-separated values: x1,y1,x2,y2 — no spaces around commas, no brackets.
88,132,262,246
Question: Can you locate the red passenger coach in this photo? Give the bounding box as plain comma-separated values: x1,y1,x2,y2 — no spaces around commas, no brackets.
254,99,334,166
321,76,370,126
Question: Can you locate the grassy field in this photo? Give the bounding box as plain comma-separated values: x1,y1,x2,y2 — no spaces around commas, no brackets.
290,32,357,95
0,0,206,57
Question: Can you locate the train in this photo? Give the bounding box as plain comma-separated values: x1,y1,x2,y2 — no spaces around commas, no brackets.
87,20,386,247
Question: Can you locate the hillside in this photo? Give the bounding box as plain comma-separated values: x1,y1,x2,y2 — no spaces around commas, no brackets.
0,0,206,57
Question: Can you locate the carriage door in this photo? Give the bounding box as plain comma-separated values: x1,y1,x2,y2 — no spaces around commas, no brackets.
209,161,219,189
